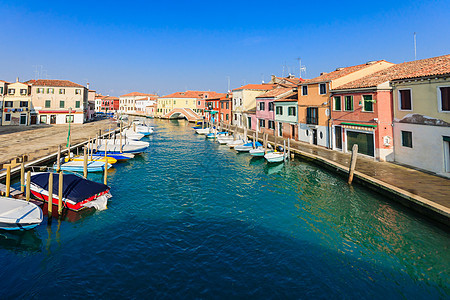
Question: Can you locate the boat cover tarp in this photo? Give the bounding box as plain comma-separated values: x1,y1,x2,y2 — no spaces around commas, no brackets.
244,141,263,147
31,173,109,204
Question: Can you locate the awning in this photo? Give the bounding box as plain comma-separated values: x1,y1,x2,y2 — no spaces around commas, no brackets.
340,122,376,131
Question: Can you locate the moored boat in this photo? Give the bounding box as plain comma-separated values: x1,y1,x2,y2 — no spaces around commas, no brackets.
92,152,134,161
206,132,229,139
264,151,287,163
28,172,111,211
64,155,117,165
235,141,263,152
58,160,112,172
249,147,266,156
0,197,43,230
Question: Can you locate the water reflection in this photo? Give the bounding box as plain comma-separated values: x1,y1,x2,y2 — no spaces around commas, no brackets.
0,230,42,253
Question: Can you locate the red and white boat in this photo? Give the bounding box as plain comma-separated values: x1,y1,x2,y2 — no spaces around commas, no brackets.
27,172,111,211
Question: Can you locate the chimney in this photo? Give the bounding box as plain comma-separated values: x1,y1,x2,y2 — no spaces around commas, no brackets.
16,77,19,82
271,75,276,83
87,82,90,89
320,72,328,76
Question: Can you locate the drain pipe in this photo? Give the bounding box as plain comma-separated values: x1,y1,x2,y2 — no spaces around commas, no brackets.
328,84,333,149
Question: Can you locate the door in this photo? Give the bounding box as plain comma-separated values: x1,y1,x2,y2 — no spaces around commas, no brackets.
30,114,37,125
20,114,27,125
50,115,56,124
335,126,342,149
444,137,450,173
346,131,374,157
312,129,317,145
278,122,283,136
291,124,295,139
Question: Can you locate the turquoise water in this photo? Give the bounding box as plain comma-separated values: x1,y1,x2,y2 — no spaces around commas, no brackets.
1,119,449,298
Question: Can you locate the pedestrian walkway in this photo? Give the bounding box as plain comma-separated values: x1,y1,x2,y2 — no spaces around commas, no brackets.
231,126,450,225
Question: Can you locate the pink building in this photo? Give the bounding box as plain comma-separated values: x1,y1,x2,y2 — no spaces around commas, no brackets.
255,87,293,135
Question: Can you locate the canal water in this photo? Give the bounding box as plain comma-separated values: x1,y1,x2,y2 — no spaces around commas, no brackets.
1,119,449,298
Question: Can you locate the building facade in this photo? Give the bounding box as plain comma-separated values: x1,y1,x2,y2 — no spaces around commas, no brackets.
274,91,299,139
27,79,88,124
119,92,158,113
2,81,32,126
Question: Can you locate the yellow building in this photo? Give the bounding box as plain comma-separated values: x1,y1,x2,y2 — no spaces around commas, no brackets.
156,91,221,117
391,54,450,175
2,80,32,126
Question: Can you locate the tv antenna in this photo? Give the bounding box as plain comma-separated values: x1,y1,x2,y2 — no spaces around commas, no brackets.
296,57,307,78
414,32,417,60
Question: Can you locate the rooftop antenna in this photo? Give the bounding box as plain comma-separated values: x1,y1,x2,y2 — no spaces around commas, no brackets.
414,32,417,60
227,76,230,92
296,57,307,79
261,73,264,83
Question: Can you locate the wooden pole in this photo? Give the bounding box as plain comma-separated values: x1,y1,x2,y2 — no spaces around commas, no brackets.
252,133,256,148
288,138,291,160
283,140,286,161
26,171,31,202
58,171,63,215
57,145,61,172
120,121,123,153
48,172,53,215
83,147,88,178
90,138,93,161
348,144,358,184
5,166,11,197
104,141,108,185
20,163,25,193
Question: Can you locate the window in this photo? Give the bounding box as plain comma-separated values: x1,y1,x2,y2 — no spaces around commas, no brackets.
401,131,412,148
37,88,44,94
240,99,242,106
60,101,65,108
334,96,341,111
20,101,28,107
5,101,13,107
0,87,3,94
20,114,27,125
221,102,224,109
59,89,65,94
20,89,27,95
439,86,450,112
306,107,318,125
197,101,201,106
259,102,265,111
399,89,412,110
8,89,15,95
302,85,308,96
40,115,47,124
75,89,81,95
45,100,51,108
75,101,80,108
65,115,74,123
259,119,266,128
5,113,11,121
234,114,237,120
276,106,283,115
344,96,353,111
186,100,188,105
363,95,374,112
319,83,326,95
226,114,229,120
226,102,229,109
173,100,176,105
288,107,296,116
268,120,275,129
47,88,54,94
268,102,274,111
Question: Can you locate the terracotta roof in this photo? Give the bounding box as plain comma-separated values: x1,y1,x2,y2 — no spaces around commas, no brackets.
232,84,276,91
302,60,391,85
274,91,298,102
160,90,222,99
336,55,450,90
274,76,305,85
103,96,119,100
120,92,158,97
256,87,294,98
204,93,228,100
0,80,9,83
26,79,84,87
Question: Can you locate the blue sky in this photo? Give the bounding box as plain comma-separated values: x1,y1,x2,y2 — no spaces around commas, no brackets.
0,0,449,96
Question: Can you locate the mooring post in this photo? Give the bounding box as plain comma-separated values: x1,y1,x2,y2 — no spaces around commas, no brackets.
288,138,291,160
58,171,63,215
48,172,53,216
90,138,93,161
57,145,61,172
283,140,287,161
25,171,31,202
104,141,108,185
20,163,25,193
83,147,88,178
120,121,123,153
5,166,11,197
253,133,256,148
348,144,359,184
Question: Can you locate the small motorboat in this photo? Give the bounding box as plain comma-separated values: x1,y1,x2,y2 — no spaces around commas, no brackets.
92,152,134,162
119,129,144,141
64,154,117,165
227,139,246,148
97,139,149,154
58,160,112,172
206,132,228,139
28,172,111,211
235,141,263,152
0,197,43,230
249,148,266,157
135,126,154,135
217,136,235,144
264,151,287,163
195,128,211,135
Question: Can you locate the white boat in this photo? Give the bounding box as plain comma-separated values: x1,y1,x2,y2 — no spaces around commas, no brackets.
227,139,246,148
135,125,154,135
0,197,43,230
206,132,228,139
235,141,263,152
217,136,235,144
195,128,211,135
120,129,144,141
264,151,287,163
249,147,266,157
58,160,112,172
97,139,149,154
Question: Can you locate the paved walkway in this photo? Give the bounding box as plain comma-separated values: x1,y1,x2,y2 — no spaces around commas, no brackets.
228,126,450,220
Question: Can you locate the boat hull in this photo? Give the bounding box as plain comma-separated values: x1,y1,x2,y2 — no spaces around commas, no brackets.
264,152,287,163
0,197,43,231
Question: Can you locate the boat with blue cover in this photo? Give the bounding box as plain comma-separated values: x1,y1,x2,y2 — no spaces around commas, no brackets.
92,152,134,161
235,141,263,152
57,160,112,172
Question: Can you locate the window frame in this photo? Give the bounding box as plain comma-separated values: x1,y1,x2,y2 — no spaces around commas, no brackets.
437,85,450,112
60,100,65,108
75,101,81,108
75,89,81,95
398,88,413,111
401,130,413,148
5,113,11,121
276,106,283,115
59,88,65,94
259,119,266,128
259,102,265,111
333,96,342,111
319,83,327,95
301,85,308,96
344,95,353,111
5,101,13,108
47,88,54,94
8,89,15,95
362,95,374,112
288,106,296,116
20,89,28,95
